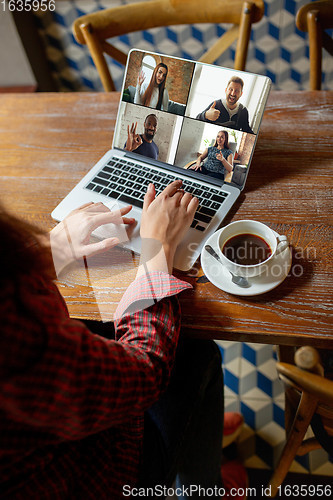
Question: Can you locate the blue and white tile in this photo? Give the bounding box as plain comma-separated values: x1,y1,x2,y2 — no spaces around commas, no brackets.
242,342,274,367
241,397,273,430
223,358,242,396
239,359,258,395
216,339,242,364
256,421,286,469
257,358,284,399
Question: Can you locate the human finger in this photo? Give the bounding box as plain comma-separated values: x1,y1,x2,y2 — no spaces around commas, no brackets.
79,202,108,213
119,205,133,216
143,183,156,210
171,190,184,206
180,191,193,207
135,134,143,145
108,205,135,223
210,101,216,109
82,237,120,258
73,203,113,219
87,210,128,232
121,217,136,225
186,195,199,216
130,122,136,134
66,202,96,217
161,179,183,197
77,202,95,210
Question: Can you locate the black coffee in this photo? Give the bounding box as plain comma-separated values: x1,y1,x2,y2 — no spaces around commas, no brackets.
222,233,272,265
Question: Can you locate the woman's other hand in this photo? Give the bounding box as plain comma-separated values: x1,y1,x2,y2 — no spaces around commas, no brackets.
194,158,202,171
50,203,134,275
139,181,198,273
189,159,202,171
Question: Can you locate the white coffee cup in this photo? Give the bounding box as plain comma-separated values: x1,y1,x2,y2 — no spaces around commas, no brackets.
218,220,289,278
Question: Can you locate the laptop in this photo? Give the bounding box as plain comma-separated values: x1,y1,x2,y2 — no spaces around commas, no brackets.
52,49,271,271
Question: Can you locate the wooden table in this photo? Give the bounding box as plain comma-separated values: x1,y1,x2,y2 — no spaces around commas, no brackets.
1,92,332,350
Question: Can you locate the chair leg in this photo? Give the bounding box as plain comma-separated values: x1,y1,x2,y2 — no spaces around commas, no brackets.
268,392,318,498
80,23,116,92
307,10,322,90
234,1,254,71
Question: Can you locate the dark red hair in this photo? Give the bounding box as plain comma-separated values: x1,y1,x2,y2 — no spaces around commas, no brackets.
0,203,53,282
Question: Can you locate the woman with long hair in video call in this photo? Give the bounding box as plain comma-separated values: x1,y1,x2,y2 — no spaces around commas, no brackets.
134,62,169,111
190,130,234,180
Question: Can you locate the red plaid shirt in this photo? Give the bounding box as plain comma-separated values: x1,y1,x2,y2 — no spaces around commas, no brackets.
0,271,191,499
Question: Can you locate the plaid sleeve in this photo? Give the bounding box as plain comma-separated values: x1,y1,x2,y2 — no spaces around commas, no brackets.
114,271,191,322
112,272,192,417
1,273,191,449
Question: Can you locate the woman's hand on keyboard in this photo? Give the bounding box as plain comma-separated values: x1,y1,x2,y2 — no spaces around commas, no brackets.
139,180,198,274
49,202,134,276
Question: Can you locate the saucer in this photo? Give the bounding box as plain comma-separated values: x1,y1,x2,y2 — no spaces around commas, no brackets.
201,229,292,296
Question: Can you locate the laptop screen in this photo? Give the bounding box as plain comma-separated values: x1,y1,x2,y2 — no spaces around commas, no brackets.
112,49,271,189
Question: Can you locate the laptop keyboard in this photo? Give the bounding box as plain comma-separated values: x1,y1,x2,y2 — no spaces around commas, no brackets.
85,156,229,232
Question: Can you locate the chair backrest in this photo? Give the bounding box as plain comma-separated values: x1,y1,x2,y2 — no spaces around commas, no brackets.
296,0,333,90
73,0,264,91
277,347,333,408
268,346,333,497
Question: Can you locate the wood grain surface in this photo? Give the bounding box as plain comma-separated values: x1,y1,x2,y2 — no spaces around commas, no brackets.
0,91,332,348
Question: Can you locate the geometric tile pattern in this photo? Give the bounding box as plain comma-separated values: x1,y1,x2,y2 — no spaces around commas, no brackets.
33,0,333,92
215,340,333,475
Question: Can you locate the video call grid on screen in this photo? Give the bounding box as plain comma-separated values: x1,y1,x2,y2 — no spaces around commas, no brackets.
113,49,271,189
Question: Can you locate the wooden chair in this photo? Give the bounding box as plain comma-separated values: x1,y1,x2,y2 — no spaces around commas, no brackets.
268,346,333,498
72,0,264,91
296,0,333,90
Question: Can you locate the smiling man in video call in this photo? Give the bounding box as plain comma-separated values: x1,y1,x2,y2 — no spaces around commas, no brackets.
196,76,254,134
125,114,159,159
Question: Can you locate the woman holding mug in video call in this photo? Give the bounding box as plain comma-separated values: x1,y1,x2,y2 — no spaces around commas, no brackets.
134,62,169,111
190,130,234,180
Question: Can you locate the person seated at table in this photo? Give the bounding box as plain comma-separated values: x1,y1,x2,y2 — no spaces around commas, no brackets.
0,182,247,500
134,63,169,111
125,114,159,160
190,130,233,180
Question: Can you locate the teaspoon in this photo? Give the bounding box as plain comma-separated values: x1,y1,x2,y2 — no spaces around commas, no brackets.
205,245,251,289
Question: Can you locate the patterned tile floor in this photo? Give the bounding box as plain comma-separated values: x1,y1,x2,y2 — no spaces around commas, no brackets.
166,341,333,500
216,340,333,476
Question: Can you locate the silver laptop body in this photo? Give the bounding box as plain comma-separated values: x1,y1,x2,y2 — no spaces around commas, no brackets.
52,49,271,271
